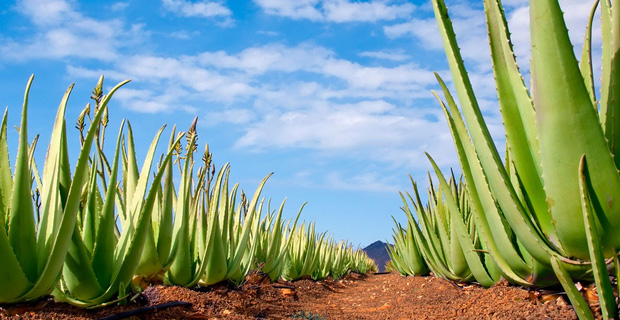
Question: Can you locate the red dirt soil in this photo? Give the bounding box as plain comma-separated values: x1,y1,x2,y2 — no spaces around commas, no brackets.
0,272,581,319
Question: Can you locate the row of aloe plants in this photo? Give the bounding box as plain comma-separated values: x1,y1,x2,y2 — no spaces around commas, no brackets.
389,0,620,318
0,75,376,308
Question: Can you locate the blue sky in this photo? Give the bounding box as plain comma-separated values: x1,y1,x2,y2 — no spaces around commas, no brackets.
0,0,599,247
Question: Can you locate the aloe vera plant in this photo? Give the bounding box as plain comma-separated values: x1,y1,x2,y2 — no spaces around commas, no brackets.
327,240,352,279
254,199,303,281
396,0,620,317
352,248,377,274
196,168,272,286
162,124,214,288
397,172,499,287
387,215,428,277
53,78,184,307
133,126,185,286
0,76,137,303
0,75,133,303
282,222,327,281
2,74,349,310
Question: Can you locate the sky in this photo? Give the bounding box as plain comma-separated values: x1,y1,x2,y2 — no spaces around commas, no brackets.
0,0,601,248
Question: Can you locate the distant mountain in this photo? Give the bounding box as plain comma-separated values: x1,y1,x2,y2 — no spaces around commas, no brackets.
363,241,391,272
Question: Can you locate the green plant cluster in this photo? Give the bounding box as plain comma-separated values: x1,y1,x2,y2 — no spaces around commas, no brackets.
0,75,377,308
389,0,620,319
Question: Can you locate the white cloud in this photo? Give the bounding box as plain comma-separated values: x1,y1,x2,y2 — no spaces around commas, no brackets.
64,42,449,167
113,87,198,113
233,99,450,162
386,3,490,71
196,44,335,74
110,2,130,11
255,0,323,21
253,0,415,23
500,0,528,7
384,18,443,49
324,171,399,192
196,43,436,90
204,109,255,125
322,0,414,23
162,0,232,18
12,0,454,170
114,54,257,102
167,30,194,39
1,0,145,61
359,50,410,61
64,39,454,167
16,0,74,26
257,30,279,37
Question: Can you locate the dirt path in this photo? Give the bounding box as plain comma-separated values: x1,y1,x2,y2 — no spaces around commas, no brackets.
0,273,580,319
292,273,577,319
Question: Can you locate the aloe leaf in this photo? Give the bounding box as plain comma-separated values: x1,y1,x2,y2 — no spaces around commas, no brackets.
616,254,620,303
0,107,31,302
9,74,38,282
37,80,73,250
578,155,618,320
483,0,551,241
445,188,468,278
91,121,125,289
265,199,286,265
579,0,600,107
127,125,167,226
157,127,176,263
600,0,612,124
113,125,166,273
402,191,452,280
550,256,595,320
229,173,272,272
404,220,428,275
428,154,496,287
0,221,31,301
121,122,139,222
136,164,166,280
28,135,42,197
82,158,99,254
432,88,535,286
167,199,192,285
531,0,620,260
62,225,105,300
0,108,12,230
25,79,130,301
167,135,195,286
92,130,182,306
433,183,453,269
601,0,620,165
432,0,556,266
199,165,229,286
410,181,450,271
